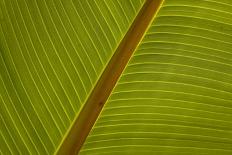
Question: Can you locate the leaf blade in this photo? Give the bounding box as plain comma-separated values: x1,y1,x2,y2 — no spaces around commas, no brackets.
80,0,232,154
0,0,145,154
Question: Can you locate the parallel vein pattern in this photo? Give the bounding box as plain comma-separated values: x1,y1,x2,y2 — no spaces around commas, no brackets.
80,0,232,154
0,0,144,154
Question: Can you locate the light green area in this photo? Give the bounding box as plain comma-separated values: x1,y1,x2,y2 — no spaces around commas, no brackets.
80,0,232,154
0,0,144,154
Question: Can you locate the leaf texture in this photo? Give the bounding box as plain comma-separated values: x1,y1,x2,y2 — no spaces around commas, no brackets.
0,0,144,154
2,0,232,154
80,0,232,154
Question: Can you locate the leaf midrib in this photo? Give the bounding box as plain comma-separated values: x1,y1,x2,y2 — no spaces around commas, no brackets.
56,0,165,154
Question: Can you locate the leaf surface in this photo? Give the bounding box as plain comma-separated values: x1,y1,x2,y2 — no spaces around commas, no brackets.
0,0,144,154
80,0,232,154
1,0,232,155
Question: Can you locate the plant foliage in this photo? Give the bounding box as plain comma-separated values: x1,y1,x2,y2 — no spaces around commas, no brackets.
1,0,232,154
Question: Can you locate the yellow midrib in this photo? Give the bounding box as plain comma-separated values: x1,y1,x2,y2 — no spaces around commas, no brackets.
56,0,165,154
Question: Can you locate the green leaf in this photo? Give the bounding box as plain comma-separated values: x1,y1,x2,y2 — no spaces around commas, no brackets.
0,0,144,154
1,0,232,155
80,0,232,155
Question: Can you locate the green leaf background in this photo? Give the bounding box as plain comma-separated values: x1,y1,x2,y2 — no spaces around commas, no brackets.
80,0,232,154
1,0,232,154
0,0,144,154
